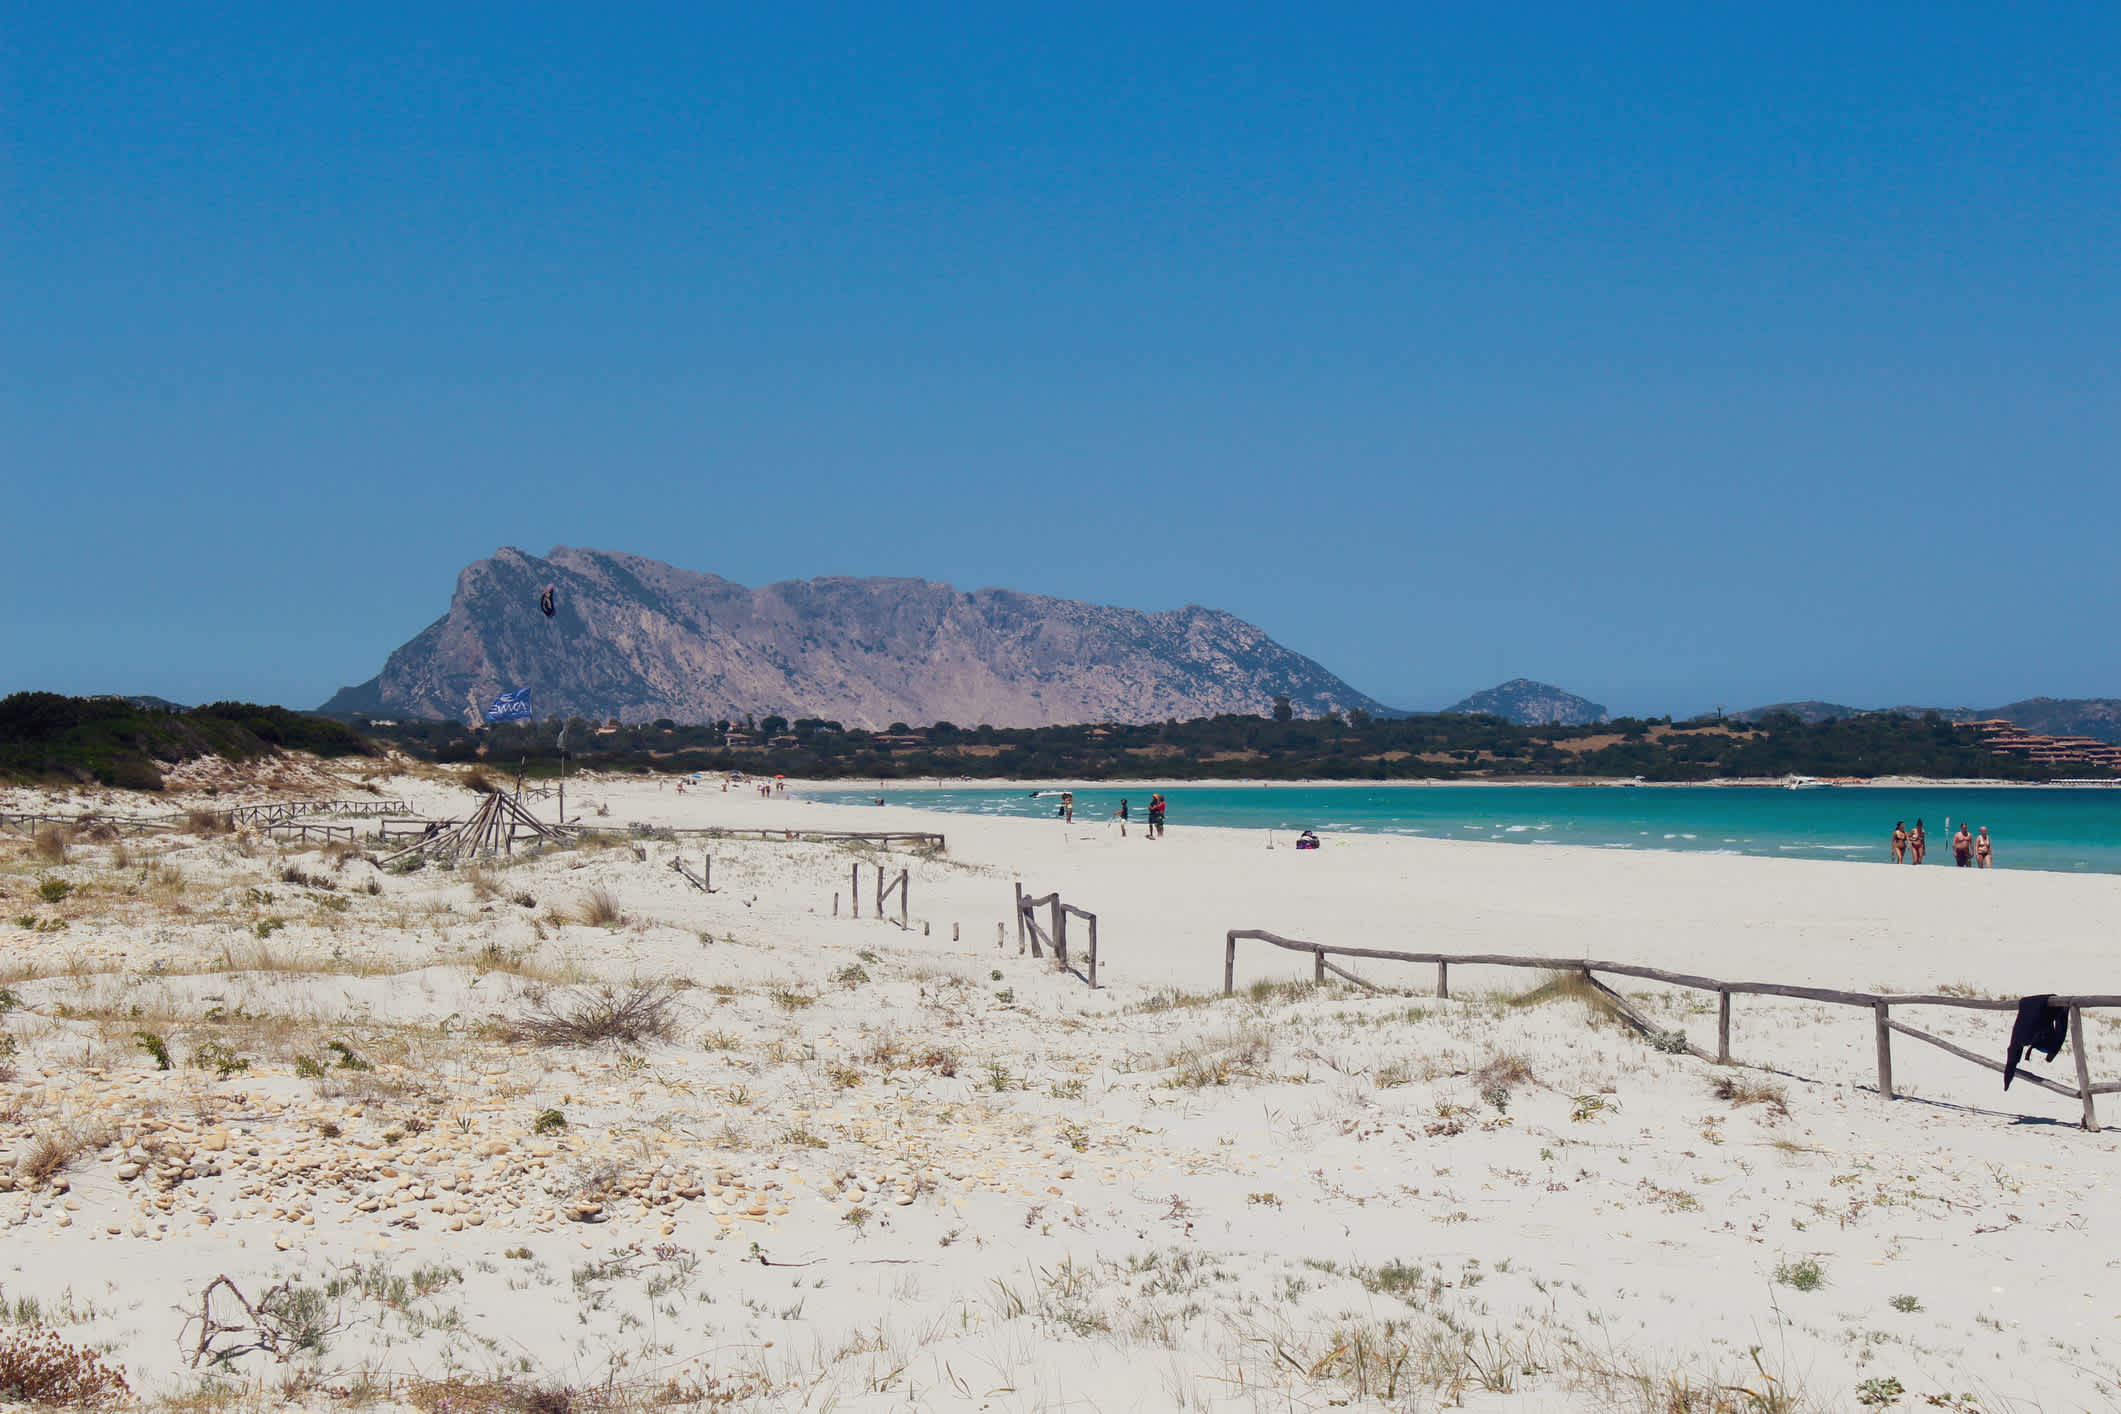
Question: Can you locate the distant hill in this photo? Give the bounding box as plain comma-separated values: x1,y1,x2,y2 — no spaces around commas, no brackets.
1443,678,1608,726
1733,696,2121,745
323,546,1391,729
1731,700,1865,726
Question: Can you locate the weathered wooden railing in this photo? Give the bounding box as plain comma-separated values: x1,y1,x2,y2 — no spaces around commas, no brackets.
1,810,184,835
1017,884,1099,988
378,818,457,841
671,853,715,893
258,821,356,845
609,826,944,850
1222,930,2118,1131
842,863,909,928
228,798,411,825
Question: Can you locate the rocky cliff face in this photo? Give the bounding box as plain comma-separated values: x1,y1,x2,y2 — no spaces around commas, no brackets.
322,547,1389,728
1444,678,1610,726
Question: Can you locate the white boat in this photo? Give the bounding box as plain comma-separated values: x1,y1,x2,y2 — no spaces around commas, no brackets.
1784,775,1823,790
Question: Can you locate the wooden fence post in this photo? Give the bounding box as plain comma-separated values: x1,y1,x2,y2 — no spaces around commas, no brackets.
1437,961,1449,1000
1717,990,1732,1064
852,864,861,919
2071,1006,2099,1132
876,866,884,920
1314,948,1326,984
898,869,908,930
1224,932,1238,995
1055,906,1068,970
1873,1002,1894,1101
1086,913,1098,989
1013,882,1025,953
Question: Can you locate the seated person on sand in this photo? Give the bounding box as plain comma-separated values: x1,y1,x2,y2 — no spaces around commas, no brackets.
1296,829,1321,850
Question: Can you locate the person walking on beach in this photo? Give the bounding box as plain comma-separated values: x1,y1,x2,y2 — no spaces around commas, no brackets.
1058,791,1075,823
1891,821,1908,864
1147,793,1166,840
1115,798,1129,837
1976,826,1994,869
1952,822,1974,867
1910,819,1926,864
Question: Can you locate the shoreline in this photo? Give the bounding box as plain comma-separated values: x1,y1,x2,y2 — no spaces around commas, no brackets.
788,773,2071,790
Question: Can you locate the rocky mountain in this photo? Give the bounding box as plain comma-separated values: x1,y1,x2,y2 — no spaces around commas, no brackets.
321,547,1389,729
1443,678,1608,726
1733,697,2121,744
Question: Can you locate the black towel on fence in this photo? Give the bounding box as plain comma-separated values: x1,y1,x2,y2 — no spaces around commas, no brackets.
2003,994,2069,1090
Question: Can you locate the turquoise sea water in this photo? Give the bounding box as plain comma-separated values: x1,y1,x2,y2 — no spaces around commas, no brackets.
806,784,2121,875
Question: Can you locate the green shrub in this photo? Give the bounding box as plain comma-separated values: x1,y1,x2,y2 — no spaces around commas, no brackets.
134,1031,171,1070
1774,1256,1825,1291
34,878,71,905
326,1040,372,1071
191,1039,250,1077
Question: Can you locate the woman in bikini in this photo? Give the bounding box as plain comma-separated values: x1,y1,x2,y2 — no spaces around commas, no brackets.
1890,821,1907,864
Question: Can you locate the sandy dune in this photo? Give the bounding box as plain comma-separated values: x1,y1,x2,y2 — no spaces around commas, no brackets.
0,765,2116,1411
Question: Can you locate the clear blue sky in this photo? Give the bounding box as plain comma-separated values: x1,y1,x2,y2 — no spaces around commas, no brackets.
6,4,2117,718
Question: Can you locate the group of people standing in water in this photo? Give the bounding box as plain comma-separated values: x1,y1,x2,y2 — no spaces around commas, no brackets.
1893,819,1993,868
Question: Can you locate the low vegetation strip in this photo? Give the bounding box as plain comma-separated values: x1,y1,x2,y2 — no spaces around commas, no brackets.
363,706,2094,782
0,693,375,790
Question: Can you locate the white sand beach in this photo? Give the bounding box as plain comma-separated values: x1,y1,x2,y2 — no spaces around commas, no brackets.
2,761,2117,1411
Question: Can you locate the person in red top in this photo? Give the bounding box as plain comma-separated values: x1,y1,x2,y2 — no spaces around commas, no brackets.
1147,793,1166,839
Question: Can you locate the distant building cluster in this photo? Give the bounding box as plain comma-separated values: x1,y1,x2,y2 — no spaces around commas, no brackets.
1966,719,2121,769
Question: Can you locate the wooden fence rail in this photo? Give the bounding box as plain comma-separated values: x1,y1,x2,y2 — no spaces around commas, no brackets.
847,863,909,928
1223,929,2115,1131
229,799,411,825
378,819,457,840
1016,884,1099,987
258,822,356,845
597,826,945,850
1,810,184,835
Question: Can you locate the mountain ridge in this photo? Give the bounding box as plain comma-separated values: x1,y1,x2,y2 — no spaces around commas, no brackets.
322,547,1390,729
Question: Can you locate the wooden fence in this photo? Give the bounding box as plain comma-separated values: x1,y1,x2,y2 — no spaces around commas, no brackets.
378,819,456,841
229,799,411,825
846,863,909,928
1,810,182,835
1222,930,2118,1131
257,822,356,845
671,853,715,893
640,827,944,851
1017,884,1099,988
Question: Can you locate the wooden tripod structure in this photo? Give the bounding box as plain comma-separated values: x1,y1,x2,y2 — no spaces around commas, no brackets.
380,791,565,867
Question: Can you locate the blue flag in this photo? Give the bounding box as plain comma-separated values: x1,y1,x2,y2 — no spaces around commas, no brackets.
485,689,534,723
